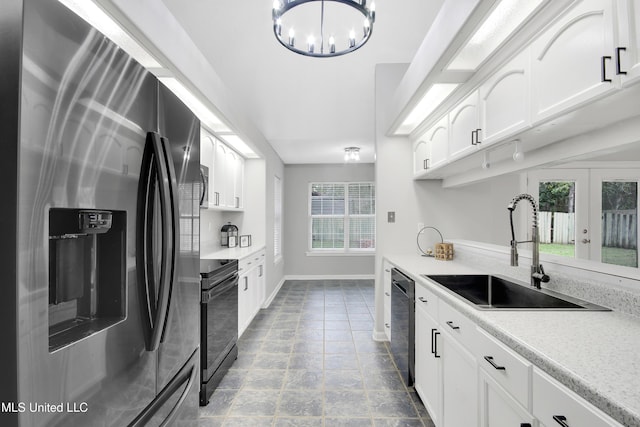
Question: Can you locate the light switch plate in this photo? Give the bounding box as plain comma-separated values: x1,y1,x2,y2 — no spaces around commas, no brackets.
388,211,395,223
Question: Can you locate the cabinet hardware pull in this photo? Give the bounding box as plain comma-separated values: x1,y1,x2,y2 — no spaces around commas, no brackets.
418,297,427,303
433,330,441,358
553,415,569,427
446,321,460,330
385,323,390,329
475,128,482,144
471,129,478,145
385,269,390,272
616,47,627,75
244,277,248,291
520,424,532,427
385,292,390,296
601,56,612,82
423,158,430,170
484,356,506,371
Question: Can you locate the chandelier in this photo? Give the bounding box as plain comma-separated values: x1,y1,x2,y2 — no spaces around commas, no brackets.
272,0,376,58
344,147,361,162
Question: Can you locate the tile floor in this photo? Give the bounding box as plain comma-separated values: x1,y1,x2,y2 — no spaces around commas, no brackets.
199,279,435,427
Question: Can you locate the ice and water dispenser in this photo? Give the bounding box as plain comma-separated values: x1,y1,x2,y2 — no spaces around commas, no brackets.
48,208,126,351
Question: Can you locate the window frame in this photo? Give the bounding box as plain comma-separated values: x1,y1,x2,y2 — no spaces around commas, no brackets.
307,181,376,255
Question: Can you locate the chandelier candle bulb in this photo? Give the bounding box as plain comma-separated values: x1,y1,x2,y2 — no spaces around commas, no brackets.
288,28,295,46
307,36,315,53
329,35,336,53
275,18,282,36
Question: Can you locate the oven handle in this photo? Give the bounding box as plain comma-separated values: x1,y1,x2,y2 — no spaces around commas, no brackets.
202,273,239,303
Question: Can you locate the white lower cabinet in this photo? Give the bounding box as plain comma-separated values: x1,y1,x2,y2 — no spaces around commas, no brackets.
412,277,623,427
442,330,478,427
238,251,265,337
532,369,623,427
480,370,535,427
415,301,441,427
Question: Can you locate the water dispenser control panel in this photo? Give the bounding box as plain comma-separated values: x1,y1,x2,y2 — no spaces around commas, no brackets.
79,210,112,233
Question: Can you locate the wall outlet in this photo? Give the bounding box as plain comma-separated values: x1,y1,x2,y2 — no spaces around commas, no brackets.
387,211,395,223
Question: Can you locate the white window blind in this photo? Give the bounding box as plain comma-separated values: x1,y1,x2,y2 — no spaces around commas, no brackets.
274,175,283,259
309,182,375,252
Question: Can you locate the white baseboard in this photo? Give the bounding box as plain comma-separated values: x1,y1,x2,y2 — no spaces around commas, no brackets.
283,274,375,281
261,276,286,309
372,329,389,342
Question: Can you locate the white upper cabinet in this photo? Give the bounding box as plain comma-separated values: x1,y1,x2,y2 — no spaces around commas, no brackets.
479,50,531,145
413,140,429,175
617,0,640,86
213,138,228,207
531,0,617,122
425,115,449,170
449,90,481,160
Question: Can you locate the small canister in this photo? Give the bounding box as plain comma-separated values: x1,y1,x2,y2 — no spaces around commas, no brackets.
221,222,239,247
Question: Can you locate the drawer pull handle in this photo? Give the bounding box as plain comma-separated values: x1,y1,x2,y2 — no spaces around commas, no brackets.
520,424,532,427
385,269,391,272
602,55,612,82
431,329,441,358
616,46,627,75
385,323,390,329
385,292,390,296
446,321,460,330
484,356,506,371
553,415,569,427
418,297,427,303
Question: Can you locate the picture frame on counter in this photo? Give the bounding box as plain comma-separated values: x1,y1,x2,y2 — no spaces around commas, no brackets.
239,235,252,247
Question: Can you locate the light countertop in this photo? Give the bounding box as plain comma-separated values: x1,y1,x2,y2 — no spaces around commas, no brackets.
201,245,265,260
384,253,640,427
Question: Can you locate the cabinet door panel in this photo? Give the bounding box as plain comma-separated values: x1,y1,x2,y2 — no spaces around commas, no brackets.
531,0,616,122
480,370,534,427
449,91,480,160
618,0,640,86
415,306,441,426
427,116,449,169
213,140,227,207
413,140,429,174
480,50,530,145
442,332,478,427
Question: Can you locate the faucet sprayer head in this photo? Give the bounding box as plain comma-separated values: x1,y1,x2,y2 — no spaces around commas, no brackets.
507,193,539,226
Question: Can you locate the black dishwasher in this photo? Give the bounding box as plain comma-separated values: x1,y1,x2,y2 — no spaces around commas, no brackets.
390,268,415,387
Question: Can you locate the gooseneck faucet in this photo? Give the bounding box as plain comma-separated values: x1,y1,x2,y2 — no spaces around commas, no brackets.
507,193,550,289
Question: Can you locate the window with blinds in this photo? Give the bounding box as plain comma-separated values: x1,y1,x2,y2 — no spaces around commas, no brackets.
274,175,283,260
309,182,375,252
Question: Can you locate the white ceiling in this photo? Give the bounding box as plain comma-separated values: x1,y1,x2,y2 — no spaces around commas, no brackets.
160,0,444,164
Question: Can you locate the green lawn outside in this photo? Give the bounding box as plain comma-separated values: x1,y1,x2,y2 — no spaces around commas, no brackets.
540,243,638,268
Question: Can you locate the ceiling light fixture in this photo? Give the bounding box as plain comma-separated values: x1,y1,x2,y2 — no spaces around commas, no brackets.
512,139,525,163
344,147,361,162
272,0,376,58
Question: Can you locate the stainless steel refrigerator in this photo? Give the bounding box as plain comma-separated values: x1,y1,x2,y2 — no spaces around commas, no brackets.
0,0,201,425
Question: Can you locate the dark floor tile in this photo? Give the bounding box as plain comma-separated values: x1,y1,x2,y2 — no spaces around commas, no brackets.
260,339,293,354
292,340,324,354
325,329,353,341
296,329,324,341
368,391,419,418
198,417,224,427
277,390,323,417
228,390,279,417
355,340,389,354
324,390,370,417
230,352,256,369
373,418,426,427
253,353,289,370
289,353,324,370
324,418,374,427
274,416,323,427
243,369,286,390
199,389,238,417
222,416,274,427
363,370,406,391
283,369,323,390
265,329,297,341
324,369,364,390
324,353,360,370
216,369,247,389
358,354,396,371
325,341,356,354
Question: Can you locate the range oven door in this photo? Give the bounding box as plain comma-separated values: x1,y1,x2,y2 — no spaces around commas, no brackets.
200,272,238,398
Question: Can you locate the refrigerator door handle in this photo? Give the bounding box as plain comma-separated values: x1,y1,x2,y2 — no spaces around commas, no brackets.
136,132,175,351
127,348,199,427
199,166,207,206
158,135,180,344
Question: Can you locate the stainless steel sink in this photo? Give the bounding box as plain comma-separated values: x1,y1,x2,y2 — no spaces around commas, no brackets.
423,274,610,311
